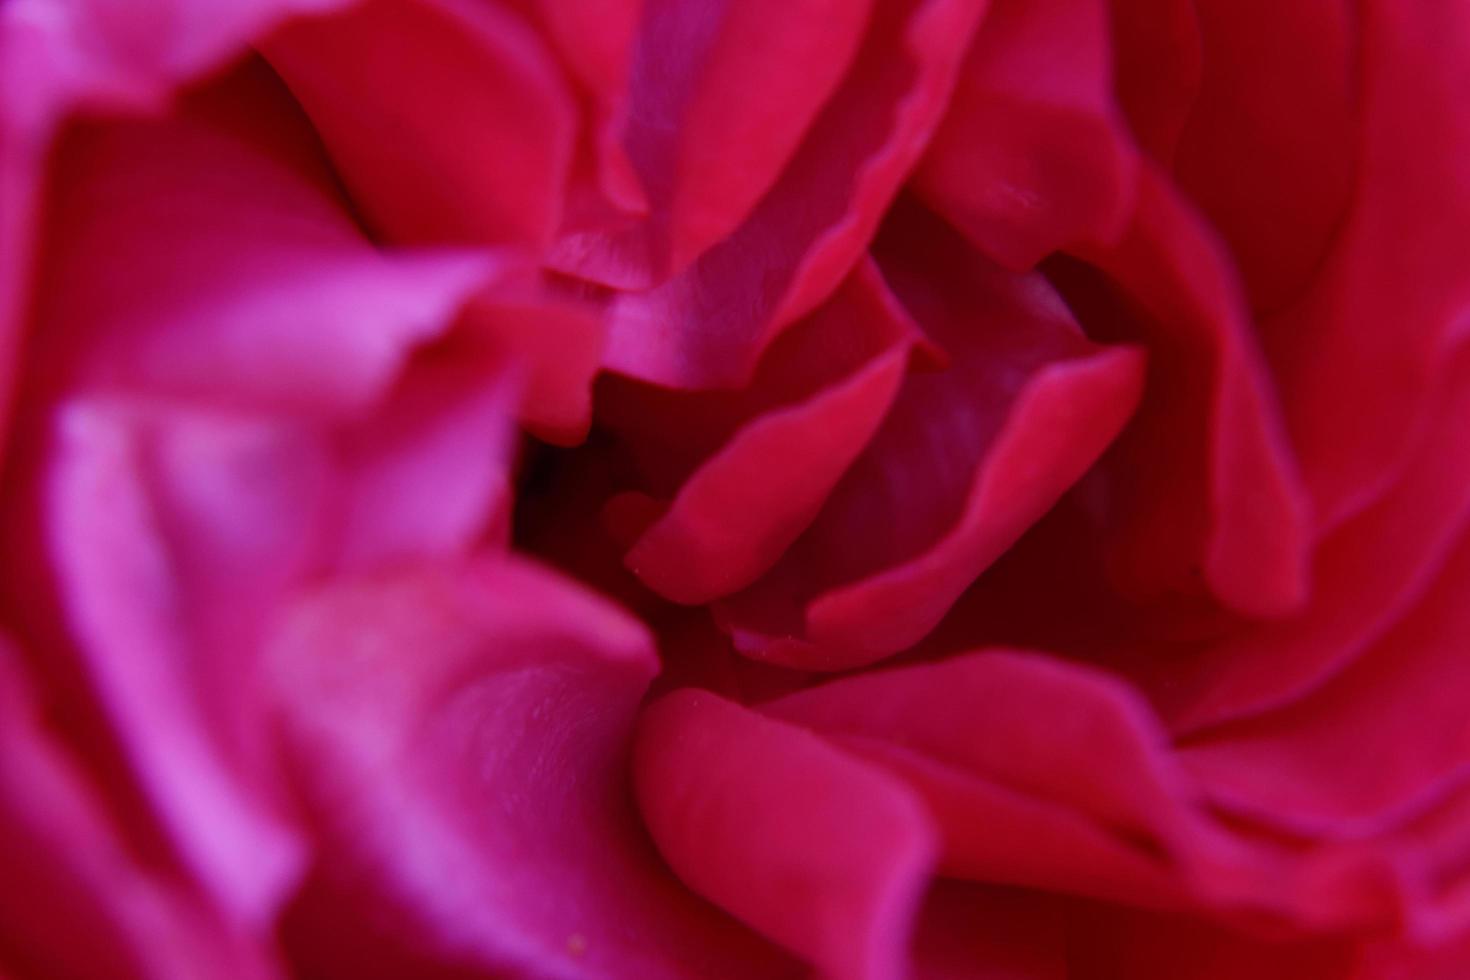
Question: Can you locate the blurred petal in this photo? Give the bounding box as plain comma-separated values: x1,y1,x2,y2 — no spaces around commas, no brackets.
265,0,577,247
1259,0,1470,530
35,61,491,420
271,558,794,979
635,688,937,980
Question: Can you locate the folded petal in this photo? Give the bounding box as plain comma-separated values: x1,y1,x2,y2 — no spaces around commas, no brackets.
1059,164,1311,618
270,558,793,979
1152,351,1470,732
35,61,491,421
0,639,284,980
264,0,577,247
717,207,1143,669
916,0,1138,270
603,0,986,389
612,259,919,604
550,0,874,285
635,687,937,980
1258,0,1470,530
1170,0,1357,313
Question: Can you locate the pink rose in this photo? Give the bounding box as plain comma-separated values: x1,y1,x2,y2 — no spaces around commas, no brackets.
2,0,1469,978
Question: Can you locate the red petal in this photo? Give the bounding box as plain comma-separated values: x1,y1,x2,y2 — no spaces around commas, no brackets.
717,209,1143,669
618,260,917,603
1062,164,1311,617
1258,0,1470,529
1171,0,1357,314
635,688,937,980
916,0,1138,269
264,0,577,247
602,0,986,389
271,559,793,979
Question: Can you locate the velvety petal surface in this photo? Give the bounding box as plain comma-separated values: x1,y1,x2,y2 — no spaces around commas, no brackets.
270,559,794,979
602,0,986,388
635,687,937,980
265,0,578,247
716,206,1143,668
916,0,1136,270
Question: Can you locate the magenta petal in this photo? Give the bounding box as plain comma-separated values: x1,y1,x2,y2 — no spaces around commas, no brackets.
762,650,1223,906
37,63,491,421
550,0,875,286
1065,165,1310,618
270,558,792,979
325,356,518,571
43,400,313,925
1259,0,1470,530
455,283,606,446
265,0,577,247
635,688,937,980
1102,0,1201,165
603,0,986,389
622,260,917,603
1152,354,1470,732
0,641,282,980
916,0,1138,269
716,211,1143,669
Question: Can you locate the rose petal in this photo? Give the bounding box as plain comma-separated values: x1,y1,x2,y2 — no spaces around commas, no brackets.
264,0,577,247
34,61,492,421
1059,164,1311,618
0,639,283,980
763,650,1222,903
549,0,875,286
1152,351,1470,732
1102,0,1200,164
603,0,986,389
270,558,794,979
915,0,1138,270
716,207,1143,669
1180,527,1470,836
911,884,1066,980
1170,0,1357,314
1258,0,1470,530
618,259,918,603
635,687,937,980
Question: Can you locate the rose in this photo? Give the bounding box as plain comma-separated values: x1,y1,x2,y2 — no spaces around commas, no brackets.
3,0,1470,978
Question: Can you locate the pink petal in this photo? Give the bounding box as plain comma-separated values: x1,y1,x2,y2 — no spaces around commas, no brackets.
635,687,937,980
454,281,606,446
549,0,875,286
43,399,312,925
264,0,577,247
915,0,1138,270
762,650,1223,905
270,558,794,979
603,0,986,389
324,354,518,571
618,260,918,603
0,640,284,980
1061,163,1311,618
717,208,1143,669
35,61,492,421
1258,0,1470,530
